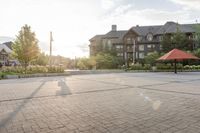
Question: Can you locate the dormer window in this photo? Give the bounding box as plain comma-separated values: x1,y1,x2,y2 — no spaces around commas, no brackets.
137,36,142,42
127,38,132,44
147,33,153,41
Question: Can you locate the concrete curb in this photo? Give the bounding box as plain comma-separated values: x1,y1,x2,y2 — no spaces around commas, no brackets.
3,70,125,79
2,69,200,80
5,73,70,79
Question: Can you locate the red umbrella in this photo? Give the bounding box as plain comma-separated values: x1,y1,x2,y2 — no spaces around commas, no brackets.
157,49,199,73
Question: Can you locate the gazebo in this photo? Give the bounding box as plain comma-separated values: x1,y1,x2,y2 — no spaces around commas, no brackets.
157,49,199,74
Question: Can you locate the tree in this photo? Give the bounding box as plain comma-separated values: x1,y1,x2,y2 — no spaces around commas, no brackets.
194,24,200,48
34,52,49,66
161,26,193,52
161,34,173,53
93,41,117,56
144,52,160,66
172,26,194,51
95,53,122,69
12,25,40,72
193,48,200,57
77,57,96,70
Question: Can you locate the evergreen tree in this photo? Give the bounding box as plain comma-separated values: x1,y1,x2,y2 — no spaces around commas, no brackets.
12,25,40,72
194,24,200,48
172,27,188,50
161,34,173,52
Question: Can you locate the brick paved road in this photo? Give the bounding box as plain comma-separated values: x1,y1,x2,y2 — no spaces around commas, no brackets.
1,72,200,133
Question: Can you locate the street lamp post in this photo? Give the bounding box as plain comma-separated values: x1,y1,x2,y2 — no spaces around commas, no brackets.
49,31,53,67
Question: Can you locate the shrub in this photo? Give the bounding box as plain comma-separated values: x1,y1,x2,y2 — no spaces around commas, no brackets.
129,64,151,70
95,53,123,69
156,63,183,70
0,66,64,74
129,64,143,70
184,65,200,70
77,57,96,70
144,52,160,66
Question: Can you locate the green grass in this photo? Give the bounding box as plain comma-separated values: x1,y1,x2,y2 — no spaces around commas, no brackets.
0,72,19,79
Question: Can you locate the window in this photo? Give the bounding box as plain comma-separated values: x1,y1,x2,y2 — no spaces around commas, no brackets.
127,38,132,44
147,33,153,41
139,52,145,59
147,44,152,48
137,36,142,42
127,45,133,52
194,35,198,40
102,39,106,47
117,53,123,57
116,45,123,49
107,40,111,45
135,52,138,59
160,45,163,50
188,35,192,40
139,45,144,51
158,36,163,41
107,40,112,48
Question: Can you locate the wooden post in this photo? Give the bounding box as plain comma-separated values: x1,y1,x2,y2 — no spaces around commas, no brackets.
174,59,177,74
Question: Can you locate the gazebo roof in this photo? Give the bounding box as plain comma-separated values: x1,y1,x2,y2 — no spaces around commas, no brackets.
157,49,199,61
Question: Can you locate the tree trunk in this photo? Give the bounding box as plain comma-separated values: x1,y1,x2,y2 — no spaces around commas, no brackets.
24,62,28,74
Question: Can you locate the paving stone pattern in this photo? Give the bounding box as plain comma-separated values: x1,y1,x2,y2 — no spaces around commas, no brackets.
1,72,200,133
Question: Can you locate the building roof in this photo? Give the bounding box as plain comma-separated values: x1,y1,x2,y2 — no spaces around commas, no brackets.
131,22,196,36
155,22,196,35
89,35,104,41
3,41,13,50
0,44,12,53
102,30,128,43
90,21,198,42
103,30,127,39
131,25,162,36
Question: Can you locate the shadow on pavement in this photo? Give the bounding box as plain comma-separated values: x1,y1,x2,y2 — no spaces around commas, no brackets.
56,79,72,97
0,81,46,129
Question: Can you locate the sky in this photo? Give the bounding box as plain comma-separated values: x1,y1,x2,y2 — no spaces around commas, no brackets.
0,0,200,58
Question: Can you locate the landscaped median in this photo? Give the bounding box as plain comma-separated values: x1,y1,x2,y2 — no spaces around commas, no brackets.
1,64,200,80
0,66,66,79
127,63,200,72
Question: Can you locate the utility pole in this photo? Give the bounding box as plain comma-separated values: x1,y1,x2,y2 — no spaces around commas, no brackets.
49,31,53,67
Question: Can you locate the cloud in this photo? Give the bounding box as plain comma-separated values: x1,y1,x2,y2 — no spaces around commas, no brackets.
101,7,192,28
77,44,89,53
100,0,134,12
0,0,198,58
134,9,190,23
101,0,115,9
169,0,200,10
39,41,49,52
0,36,14,43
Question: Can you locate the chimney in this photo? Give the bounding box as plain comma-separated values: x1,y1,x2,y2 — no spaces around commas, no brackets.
111,25,117,31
